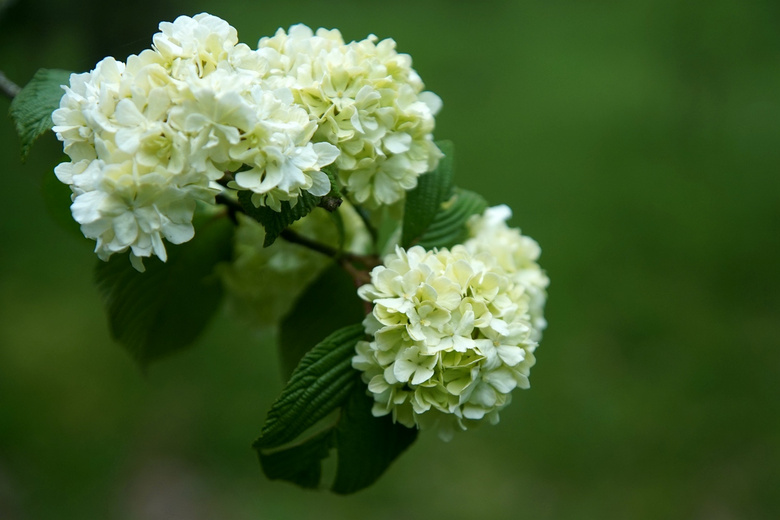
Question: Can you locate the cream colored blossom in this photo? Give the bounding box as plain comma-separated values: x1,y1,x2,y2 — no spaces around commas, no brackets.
353,243,539,440
255,24,345,91
221,86,339,210
52,53,216,270
465,205,549,340
52,14,339,269
258,25,442,208
52,57,125,162
64,159,215,271
153,13,238,77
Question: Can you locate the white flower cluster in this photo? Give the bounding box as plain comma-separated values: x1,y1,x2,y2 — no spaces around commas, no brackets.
52,14,338,269
353,206,548,440
257,25,443,208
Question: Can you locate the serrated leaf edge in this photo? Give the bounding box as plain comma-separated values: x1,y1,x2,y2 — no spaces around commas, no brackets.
255,324,365,449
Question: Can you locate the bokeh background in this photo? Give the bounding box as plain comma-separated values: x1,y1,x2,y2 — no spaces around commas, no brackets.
1,0,779,518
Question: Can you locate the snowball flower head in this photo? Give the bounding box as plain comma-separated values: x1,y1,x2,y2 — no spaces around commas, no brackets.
52,54,218,270
258,25,442,208
353,240,542,440
52,14,339,269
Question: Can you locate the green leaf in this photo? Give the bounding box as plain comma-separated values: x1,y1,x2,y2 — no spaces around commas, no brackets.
255,324,365,450
416,188,488,250
279,263,365,378
8,68,72,160
401,140,455,247
331,385,418,494
258,429,335,489
94,214,234,368
256,322,420,492
321,165,342,199
237,190,320,247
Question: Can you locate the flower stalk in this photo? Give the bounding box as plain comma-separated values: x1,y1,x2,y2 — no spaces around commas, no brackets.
0,70,20,99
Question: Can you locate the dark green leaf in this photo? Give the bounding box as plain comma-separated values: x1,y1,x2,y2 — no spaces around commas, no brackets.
416,188,488,250
94,214,234,368
401,140,455,247
331,385,418,495
321,165,342,199
256,323,420,492
279,264,365,378
257,374,419,493
258,429,335,489
255,324,365,449
9,68,72,160
237,190,320,247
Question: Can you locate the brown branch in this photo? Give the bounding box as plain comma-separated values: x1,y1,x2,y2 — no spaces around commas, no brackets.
0,70,21,99
279,228,341,258
215,186,380,286
279,228,380,287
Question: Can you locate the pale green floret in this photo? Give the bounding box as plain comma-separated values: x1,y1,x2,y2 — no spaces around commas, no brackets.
465,205,550,341
353,239,541,441
153,13,239,76
257,24,442,208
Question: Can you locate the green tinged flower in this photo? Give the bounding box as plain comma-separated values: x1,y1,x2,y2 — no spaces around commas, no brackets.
257,24,443,208
464,204,550,341
353,206,548,440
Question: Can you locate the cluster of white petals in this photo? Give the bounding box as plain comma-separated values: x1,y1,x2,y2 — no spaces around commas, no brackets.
353,206,548,440
464,205,550,340
53,13,338,269
258,24,443,208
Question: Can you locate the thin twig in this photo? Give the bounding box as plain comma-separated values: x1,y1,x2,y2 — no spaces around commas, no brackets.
279,228,378,265
280,227,380,284
0,70,21,99
215,184,381,285
280,228,341,258
340,258,372,288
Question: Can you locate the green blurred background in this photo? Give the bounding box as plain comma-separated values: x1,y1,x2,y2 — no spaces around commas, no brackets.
2,0,779,518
